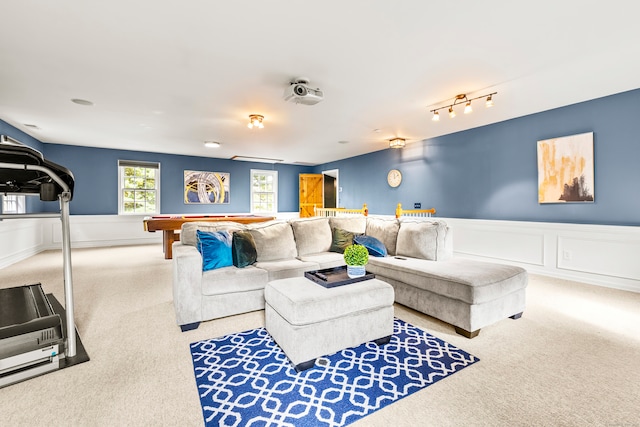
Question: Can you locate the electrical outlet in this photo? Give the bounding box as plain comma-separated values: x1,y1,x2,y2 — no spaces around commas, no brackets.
563,250,572,260
414,202,421,209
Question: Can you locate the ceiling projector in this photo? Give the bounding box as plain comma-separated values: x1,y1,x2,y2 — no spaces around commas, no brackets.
283,78,324,105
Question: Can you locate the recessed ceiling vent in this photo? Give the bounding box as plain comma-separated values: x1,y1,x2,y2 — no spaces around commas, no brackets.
231,155,283,163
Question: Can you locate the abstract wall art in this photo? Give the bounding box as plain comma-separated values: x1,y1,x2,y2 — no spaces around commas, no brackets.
184,170,230,204
537,132,594,203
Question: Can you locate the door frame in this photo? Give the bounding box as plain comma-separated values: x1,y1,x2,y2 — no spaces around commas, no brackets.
322,169,339,208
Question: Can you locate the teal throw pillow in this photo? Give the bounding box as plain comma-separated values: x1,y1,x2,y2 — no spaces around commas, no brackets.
330,228,360,253
196,230,233,271
232,231,257,268
354,234,387,257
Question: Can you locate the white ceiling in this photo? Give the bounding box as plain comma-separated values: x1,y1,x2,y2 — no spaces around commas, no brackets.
1,1,639,165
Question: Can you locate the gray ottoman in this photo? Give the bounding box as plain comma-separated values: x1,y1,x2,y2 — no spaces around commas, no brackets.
265,276,395,371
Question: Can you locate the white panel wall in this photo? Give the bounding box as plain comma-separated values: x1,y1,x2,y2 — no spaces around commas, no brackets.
2,214,639,293
443,218,640,293
45,215,161,248
0,218,43,269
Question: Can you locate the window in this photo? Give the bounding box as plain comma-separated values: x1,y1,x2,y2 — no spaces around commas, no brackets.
118,160,160,215
251,170,278,214
1,195,26,214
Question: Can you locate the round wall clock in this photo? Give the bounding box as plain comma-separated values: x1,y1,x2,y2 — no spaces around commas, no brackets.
387,169,402,187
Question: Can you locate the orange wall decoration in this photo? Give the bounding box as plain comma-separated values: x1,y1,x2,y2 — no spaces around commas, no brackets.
537,132,594,203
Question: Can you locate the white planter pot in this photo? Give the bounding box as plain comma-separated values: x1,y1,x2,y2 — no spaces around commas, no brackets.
347,265,366,278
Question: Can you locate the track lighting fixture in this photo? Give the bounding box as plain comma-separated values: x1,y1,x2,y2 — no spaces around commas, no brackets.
247,114,264,129
389,137,406,149
430,92,497,121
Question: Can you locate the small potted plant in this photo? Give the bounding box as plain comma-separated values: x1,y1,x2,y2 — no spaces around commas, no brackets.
343,244,369,278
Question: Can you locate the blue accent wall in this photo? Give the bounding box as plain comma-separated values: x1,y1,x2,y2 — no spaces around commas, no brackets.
3,88,640,224
39,145,311,215
318,88,640,226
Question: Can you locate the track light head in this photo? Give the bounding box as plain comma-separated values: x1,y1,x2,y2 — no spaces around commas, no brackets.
486,94,494,107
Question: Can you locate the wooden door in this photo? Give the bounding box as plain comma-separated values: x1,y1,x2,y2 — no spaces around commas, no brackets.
299,174,323,217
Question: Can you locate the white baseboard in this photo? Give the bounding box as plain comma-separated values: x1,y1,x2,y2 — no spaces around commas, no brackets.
2,214,638,293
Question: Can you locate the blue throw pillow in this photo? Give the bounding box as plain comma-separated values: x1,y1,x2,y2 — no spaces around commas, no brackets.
354,235,387,257
196,230,233,271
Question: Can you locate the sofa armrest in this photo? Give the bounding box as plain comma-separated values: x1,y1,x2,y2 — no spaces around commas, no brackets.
172,242,204,325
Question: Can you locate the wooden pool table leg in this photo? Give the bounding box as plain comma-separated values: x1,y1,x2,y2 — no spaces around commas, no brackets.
163,230,177,259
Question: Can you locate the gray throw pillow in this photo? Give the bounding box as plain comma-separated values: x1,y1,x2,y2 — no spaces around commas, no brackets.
396,221,448,260
328,217,367,234
248,221,297,262
290,218,332,255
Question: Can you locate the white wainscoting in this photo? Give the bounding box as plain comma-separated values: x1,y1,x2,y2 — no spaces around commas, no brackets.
441,218,640,293
2,214,639,293
0,218,44,269
43,215,162,249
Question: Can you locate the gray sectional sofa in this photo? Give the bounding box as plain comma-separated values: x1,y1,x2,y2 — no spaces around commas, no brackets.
172,216,528,337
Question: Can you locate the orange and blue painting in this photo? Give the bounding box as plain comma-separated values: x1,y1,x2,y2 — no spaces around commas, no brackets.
537,132,594,203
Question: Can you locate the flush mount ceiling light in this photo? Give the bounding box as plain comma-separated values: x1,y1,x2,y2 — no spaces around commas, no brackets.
204,141,220,148
389,137,406,149
247,114,264,129
431,92,497,121
71,98,94,106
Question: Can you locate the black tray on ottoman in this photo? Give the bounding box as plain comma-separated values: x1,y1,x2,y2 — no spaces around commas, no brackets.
304,266,375,288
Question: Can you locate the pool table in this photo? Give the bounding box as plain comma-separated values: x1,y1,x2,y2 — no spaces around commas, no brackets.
143,214,275,259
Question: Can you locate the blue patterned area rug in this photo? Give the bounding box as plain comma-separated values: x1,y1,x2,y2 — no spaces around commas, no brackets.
190,318,478,427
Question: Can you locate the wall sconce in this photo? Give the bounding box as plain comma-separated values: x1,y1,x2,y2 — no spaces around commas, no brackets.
247,114,264,129
389,137,406,149
431,92,497,121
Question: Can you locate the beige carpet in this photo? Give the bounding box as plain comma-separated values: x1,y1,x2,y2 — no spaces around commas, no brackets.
1,244,639,427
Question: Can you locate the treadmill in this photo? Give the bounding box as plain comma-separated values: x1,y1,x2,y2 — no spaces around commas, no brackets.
0,134,87,388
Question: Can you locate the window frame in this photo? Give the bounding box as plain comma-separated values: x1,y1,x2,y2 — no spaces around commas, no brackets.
117,160,160,215
250,169,278,215
1,194,26,214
